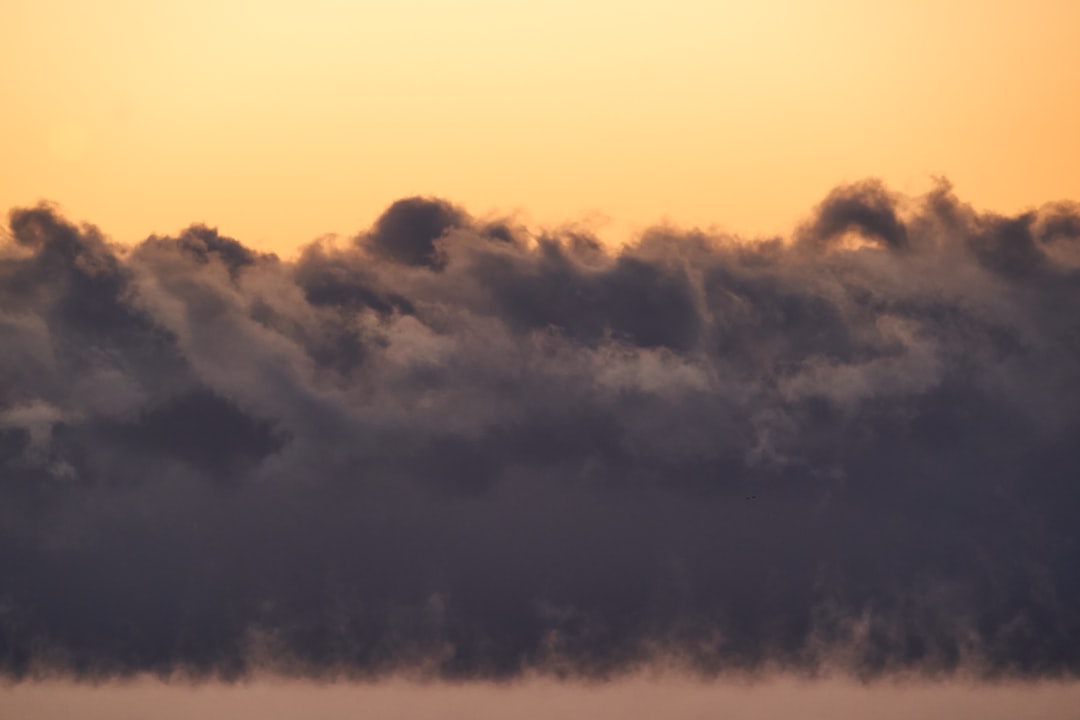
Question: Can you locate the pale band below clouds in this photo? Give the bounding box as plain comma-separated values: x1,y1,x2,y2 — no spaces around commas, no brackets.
4,676,1080,720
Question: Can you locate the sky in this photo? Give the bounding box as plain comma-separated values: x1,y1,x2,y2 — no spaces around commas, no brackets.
2,0,1080,253
3,1,1080,718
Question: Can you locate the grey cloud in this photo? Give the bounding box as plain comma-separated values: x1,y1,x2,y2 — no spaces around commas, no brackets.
361,196,468,270
1,183,1079,681
799,180,909,251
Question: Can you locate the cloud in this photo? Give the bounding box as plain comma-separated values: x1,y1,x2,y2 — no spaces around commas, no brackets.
1,181,1079,681
798,180,909,251
361,196,468,270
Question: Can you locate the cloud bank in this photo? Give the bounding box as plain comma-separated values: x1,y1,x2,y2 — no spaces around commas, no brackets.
1,180,1079,680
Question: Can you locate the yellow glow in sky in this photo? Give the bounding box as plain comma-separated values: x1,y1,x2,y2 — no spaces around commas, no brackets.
2,0,1079,254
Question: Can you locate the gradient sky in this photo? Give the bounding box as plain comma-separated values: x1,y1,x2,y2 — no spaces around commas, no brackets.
3,0,1079,253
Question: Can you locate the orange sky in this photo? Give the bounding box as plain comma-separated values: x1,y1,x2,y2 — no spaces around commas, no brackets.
3,0,1079,255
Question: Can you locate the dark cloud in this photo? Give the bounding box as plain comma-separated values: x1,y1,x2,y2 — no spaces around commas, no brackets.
1,183,1080,682
101,388,287,483
467,237,702,350
800,180,909,251
137,225,269,279
361,196,468,270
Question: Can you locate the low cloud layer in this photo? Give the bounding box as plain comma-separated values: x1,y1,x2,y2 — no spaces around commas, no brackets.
1,180,1079,680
